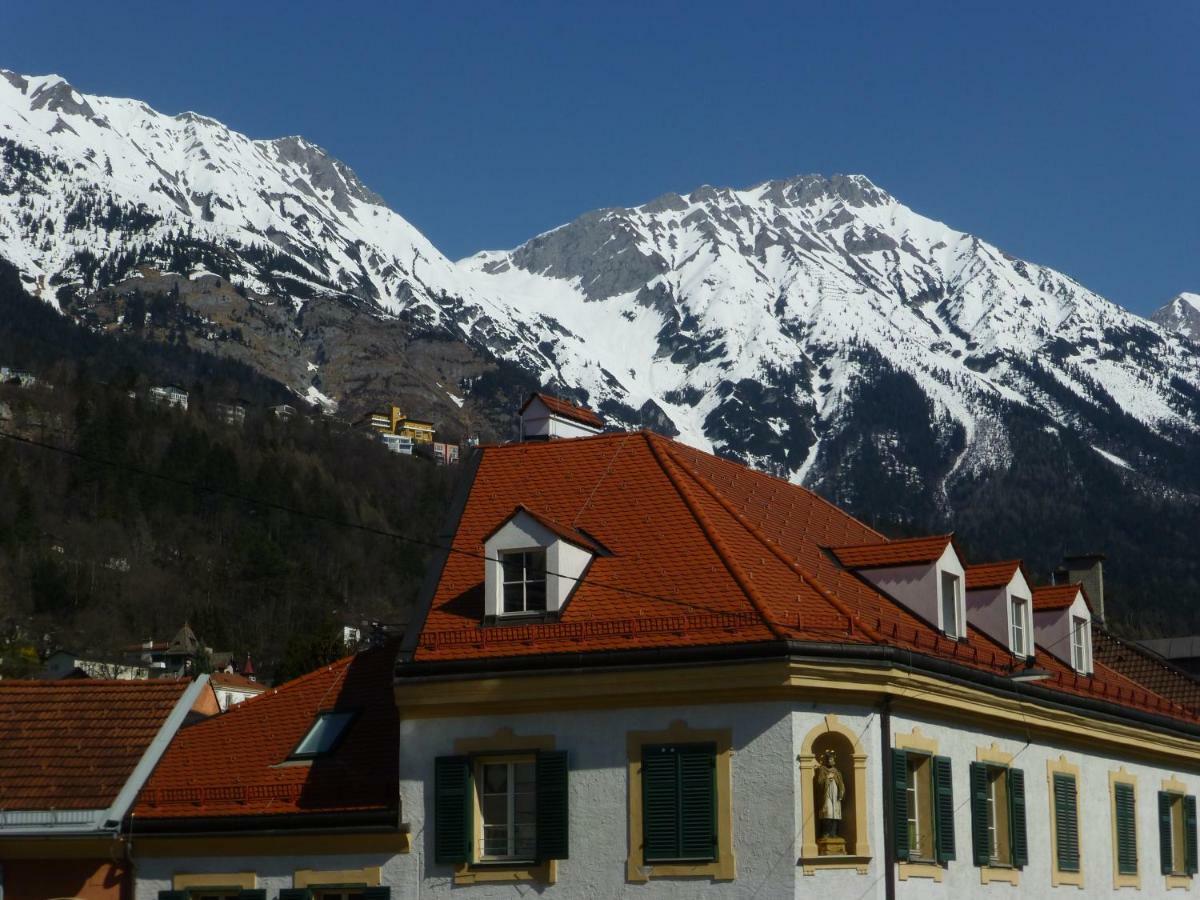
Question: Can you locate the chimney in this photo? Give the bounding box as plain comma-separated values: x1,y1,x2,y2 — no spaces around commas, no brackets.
1063,553,1106,624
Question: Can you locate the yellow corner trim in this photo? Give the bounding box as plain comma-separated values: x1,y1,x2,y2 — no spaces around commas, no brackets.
1165,873,1193,890
626,720,736,883
979,865,1020,885
1047,756,1084,889
294,866,380,888
453,860,557,885
898,860,944,881
976,742,1015,766
174,873,256,890
894,726,939,755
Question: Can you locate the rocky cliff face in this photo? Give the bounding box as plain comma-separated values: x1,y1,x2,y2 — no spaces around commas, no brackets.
1153,293,1200,341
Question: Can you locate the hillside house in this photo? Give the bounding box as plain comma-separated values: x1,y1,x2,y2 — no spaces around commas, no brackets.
518,391,604,439
40,650,149,681
364,405,436,446
216,399,248,426
433,440,460,465
0,677,216,900
148,384,188,410
0,367,39,388
210,671,265,711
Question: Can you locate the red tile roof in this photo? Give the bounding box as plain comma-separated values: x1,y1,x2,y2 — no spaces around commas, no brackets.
483,505,605,554
1033,583,1088,612
521,392,605,428
1093,628,1200,716
829,535,954,570
0,679,192,810
209,672,264,692
134,643,398,822
965,560,1025,591
408,431,1200,729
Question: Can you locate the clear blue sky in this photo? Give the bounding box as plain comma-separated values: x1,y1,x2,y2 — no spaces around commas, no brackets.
3,1,1197,313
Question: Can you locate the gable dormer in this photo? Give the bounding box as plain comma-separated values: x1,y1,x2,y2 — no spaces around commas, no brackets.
482,506,600,620
831,535,966,640
965,561,1034,659
519,392,604,440
1032,584,1094,674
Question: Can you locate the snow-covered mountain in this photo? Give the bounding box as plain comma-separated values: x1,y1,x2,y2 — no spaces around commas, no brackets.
2,70,1199,537
1153,293,1200,340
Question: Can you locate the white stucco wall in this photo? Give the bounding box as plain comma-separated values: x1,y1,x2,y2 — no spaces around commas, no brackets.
1035,591,1092,672
966,570,1033,658
862,544,965,636
890,709,1200,899
483,511,593,615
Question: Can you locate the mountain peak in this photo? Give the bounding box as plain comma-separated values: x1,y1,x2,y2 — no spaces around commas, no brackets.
1151,292,1200,338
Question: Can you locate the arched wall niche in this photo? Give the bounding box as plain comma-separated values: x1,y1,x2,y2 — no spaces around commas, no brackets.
798,714,871,871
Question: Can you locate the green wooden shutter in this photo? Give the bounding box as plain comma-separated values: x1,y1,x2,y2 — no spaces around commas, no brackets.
1008,767,1028,868
643,745,681,862
1114,782,1137,876
536,749,570,861
361,889,391,900
969,761,990,866
1160,791,1174,875
678,744,717,861
434,754,472,865
277,891,312,900
1053,773,1079,873
236,892,266,900
933,755,955,863
891,749,909,862
1185,794,1198,876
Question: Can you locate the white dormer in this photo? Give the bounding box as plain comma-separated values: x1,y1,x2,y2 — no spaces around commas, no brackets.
965,562,1034,658
483,506,599,619
832,536,966,640
519,392,604,440
1032,584,1094,674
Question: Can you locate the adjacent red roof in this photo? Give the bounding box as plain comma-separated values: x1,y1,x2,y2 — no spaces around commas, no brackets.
520,392,605,428
134,643,398,822
0,679,192,810
209,672,264,692
965,560,1025,591
408,431,1200,728
1033,583,1089,612
830,535,954,570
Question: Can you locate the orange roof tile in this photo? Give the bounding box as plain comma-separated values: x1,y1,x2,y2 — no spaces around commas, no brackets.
209,672,264,691
0,679,191,810
521,392,605,428
1033,583,1089,612
483,505,605,554
965,560,1025,591
829,535,954,569
405,431,1200,730
134,644,397,822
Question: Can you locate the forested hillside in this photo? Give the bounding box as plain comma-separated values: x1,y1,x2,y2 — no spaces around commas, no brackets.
0,261,458,680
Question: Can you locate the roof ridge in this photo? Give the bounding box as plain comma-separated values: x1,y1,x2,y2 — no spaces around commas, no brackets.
658,439,883,643
643,433,785,640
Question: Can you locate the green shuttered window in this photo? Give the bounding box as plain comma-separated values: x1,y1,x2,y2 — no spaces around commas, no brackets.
933,755,956,863
969,762,1027,869
1009,768,1028,868
1114,782,1137,876
1160,791,1199,876
891,749,954,866
434,750,570,867
1186,795,1199,876
891,748,910,862
1053,772,1080,873
642,742,717,863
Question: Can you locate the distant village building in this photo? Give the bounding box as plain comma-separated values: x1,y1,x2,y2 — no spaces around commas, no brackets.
518,390,605,439
40,651,149,681
122,623,228,678
380,432,414,455
0,366,39,388
216,399,247,426
148,384,188,411
210,671,265,711
271,403,297,419
364,405,437,445
432,440,460,465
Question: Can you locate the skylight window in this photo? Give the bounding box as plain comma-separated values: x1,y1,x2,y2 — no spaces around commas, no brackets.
291,710,357,758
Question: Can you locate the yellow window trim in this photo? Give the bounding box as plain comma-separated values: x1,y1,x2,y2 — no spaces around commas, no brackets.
798,714,871,873
294,866,381,888
450,727,557,886
626,719,735,883
976,742,1014,766
173,873,256,890
1109,768,1141,891
894,727,943,880
1047,756,1084,889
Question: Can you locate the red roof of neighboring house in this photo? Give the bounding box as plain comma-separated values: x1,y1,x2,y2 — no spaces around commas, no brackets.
1033,583,1090,612
0,679,193,810
520,392,605,428
407,431,1199,728
133,643,398,822
965,560,1026,591
209,672,264,692
830,535,955,570
1094,628,1200,716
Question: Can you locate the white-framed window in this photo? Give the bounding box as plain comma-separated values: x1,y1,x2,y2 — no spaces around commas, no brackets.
478,755,537,861
500,550,548,614
905,753,934,861
1071,616,1089,672
1011,597,1027,657
940,572,962,639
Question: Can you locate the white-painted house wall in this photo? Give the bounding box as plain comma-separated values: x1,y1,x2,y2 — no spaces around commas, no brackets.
860,543,966,637
483,511,593,616
519,397,602,440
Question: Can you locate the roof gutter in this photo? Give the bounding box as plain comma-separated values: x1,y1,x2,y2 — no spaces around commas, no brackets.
103,675,211,829
128,807,401,836
397,639,1200,744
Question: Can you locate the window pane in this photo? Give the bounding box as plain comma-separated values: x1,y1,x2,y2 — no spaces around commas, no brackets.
1011,600,1025,656
503,581,525,613
501,552,523,583
941,573,959,639
293,710,355,756
525,579,547,611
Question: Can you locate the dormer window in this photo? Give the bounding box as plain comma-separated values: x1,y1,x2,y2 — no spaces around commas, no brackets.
501,550,547,614
483,506,601,621
1011,597,1027,657
1032,583,1093,674
1071,616,1090,672
940,572,962,639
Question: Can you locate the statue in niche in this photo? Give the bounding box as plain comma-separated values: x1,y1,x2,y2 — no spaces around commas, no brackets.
815,749,847,854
